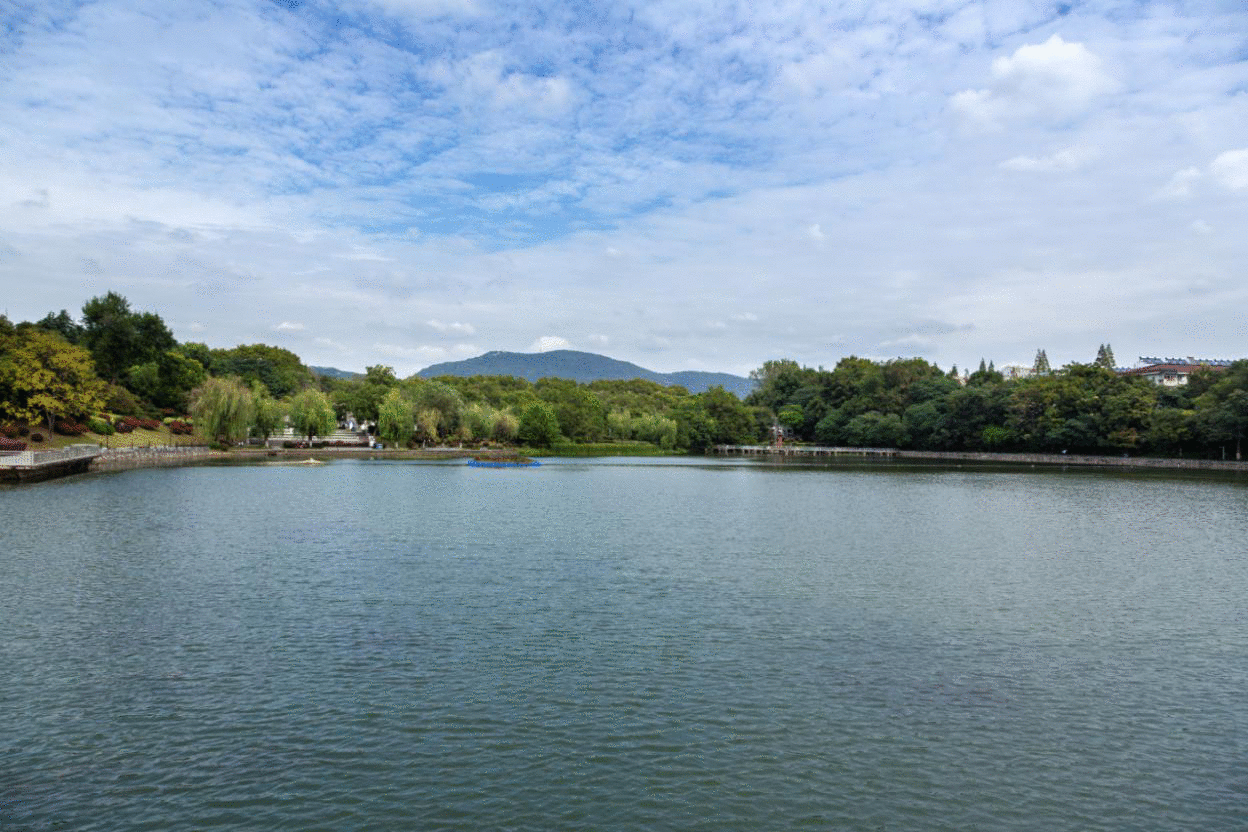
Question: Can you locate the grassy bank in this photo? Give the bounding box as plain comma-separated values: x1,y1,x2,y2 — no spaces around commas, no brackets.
9,423,206,451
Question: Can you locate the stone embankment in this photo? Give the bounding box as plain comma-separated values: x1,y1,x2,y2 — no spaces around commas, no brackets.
711,444,1247,472
893,450,1246,471
92,445,216,472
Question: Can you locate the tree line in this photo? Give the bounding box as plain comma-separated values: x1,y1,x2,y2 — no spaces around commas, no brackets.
0,292,765,450
746,353,1248,460
3,292,1245,458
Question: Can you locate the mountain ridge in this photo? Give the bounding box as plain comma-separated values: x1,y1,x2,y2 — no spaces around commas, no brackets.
416,350,754,397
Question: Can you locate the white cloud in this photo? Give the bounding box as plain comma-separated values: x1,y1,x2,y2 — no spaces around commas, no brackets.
274,321,305,332
952,36,1117,129
1000,146,1098,172
528,335,572,352
365,0,480,18
1158,167,1203,199
2,1,1247,378
315,336,348,351
427,319,475,335
1210,148,1248,191
374,342,480,365
429,51,574,115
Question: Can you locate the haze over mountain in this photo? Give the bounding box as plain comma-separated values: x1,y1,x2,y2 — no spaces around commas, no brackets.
417,350,754,398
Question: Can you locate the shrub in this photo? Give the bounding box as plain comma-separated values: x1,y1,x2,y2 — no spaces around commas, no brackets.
0,437,26,451
30,432,44,443
18,426,30,437
55,420,89,436
0,424,17,439
88,418,115,436
103,383,144,416
169,420,193,435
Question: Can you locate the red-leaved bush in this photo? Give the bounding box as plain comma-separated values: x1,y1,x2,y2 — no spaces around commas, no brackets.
55,420,89,436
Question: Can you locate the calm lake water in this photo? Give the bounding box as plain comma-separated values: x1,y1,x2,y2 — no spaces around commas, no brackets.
3,457,1247,830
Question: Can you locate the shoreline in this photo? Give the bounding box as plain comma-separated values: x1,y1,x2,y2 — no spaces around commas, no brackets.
0,443,1235,482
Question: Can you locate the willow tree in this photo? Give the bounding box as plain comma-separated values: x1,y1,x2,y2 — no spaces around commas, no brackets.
190,376,255,446
288,388,336,442
251,385,286,444
377,387,413,446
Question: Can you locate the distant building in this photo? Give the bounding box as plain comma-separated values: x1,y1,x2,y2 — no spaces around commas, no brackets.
1120,356,1234,386
1000,365,1035,380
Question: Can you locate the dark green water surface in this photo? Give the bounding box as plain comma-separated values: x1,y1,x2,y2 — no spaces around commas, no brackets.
3,458,1246,830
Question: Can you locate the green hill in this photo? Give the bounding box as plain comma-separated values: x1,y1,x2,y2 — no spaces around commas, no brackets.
417,350,754,397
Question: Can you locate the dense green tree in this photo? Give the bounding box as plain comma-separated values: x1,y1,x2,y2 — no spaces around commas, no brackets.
337,364,398,424
1192,361,1248,459
0,326,105,431
411,379,465,438
843,411,906,448
34,310,84,344
125,350,206,412
190,376,255,445
174,342,213,373
1145,408,1193,456
210,344,312,398
697,385,756,445
288,388,336,442
81,292,176,383
518,401,560,447
377,387,414,446
538,378,606,441
778,403,805,435
967,359,1004,387
746,359,812,413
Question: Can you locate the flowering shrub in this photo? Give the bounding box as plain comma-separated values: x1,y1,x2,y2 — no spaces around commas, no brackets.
0,424,17,439
169,420,194,435
0,437,26,451
55,420,89,436
115,416,158,432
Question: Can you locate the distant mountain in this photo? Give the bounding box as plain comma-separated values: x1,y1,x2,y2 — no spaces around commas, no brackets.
310,365,361,380
417,350,754,398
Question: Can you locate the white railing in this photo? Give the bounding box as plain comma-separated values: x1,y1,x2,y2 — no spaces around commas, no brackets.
0,444,101,468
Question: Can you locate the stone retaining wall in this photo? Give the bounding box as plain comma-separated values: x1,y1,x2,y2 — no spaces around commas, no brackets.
92,445,215,471
892,450,1247,471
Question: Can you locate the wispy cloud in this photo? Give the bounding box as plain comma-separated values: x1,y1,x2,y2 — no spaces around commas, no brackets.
0,1,1245,376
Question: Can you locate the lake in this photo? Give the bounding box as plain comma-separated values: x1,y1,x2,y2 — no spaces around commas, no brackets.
3,457,1246,830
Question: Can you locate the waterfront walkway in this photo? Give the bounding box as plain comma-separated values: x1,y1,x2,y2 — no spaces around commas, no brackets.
0,444,103,482
710,444,1248,471
711,444,898,457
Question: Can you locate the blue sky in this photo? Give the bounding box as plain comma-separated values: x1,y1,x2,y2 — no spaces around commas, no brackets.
1,0,1245,377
